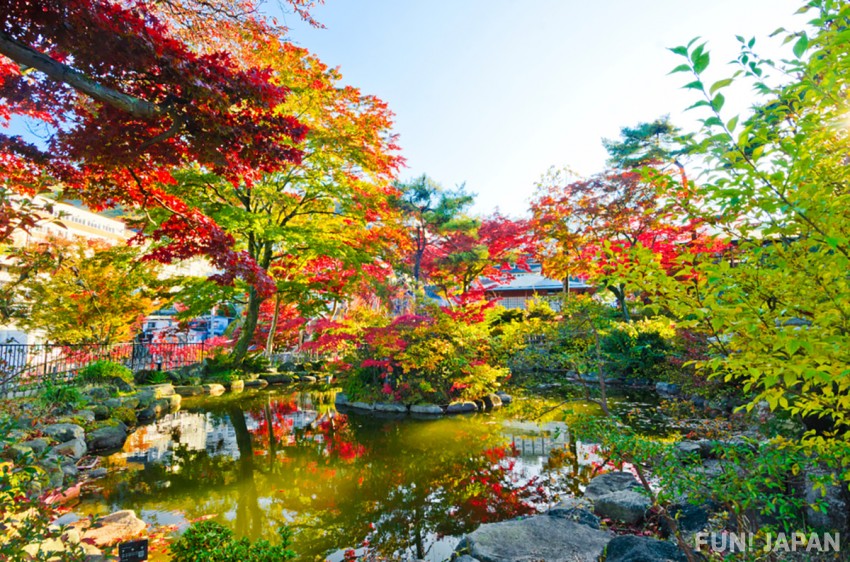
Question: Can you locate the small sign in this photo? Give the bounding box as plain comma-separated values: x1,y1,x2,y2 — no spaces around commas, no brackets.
119,539,148,561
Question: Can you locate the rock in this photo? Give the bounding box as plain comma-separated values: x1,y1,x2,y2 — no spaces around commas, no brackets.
300,375,318,383
20,438,49,454
81,542,105,561
74,410,96,423
604,535,687,562
227,380,244,392
594,490,651,524
482,393,502,411
87,467,109,479
104,398,122,409
675,441,703,458
584,471,641,501
334,393,349,406
446,401,478,414
496,392,512,405
661,502,710,535
655,382,681,395
349,401,375,411
805,470,849,532
22,537,66,559
48,467,64,488
260,374,292,384
243,378,269,388
374,402,407,413
473,399,486,412
548,497,601,529
149,383,174,399
202,383,226,396
453,557,480,562
174,385,205,397
85,387,112,401
410,404,443,415
82,510,146,548
86,425,128,452
61,461,78,479
42,423,85,443
459,514,612,562
5,443,33,460
91,405,109,421
51,437,87,461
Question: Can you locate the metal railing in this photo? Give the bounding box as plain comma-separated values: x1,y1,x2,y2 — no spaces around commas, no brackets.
0,342,206,396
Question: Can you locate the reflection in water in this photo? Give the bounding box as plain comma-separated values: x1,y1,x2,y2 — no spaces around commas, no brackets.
79,390,603,561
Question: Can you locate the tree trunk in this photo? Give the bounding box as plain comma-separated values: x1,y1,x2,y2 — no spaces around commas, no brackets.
609,284,630,322
264,292,282,359
234,285,264,363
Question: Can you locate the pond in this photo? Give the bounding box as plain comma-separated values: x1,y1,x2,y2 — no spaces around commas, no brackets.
75,387,663,561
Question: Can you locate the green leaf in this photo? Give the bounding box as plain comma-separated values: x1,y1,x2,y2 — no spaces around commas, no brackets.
669,63,692,74
711,93,725,111
693,52,711,74
793,33,809,58
669,46,689,57
709,78,734,94
683,80,704,91
726,115,739,132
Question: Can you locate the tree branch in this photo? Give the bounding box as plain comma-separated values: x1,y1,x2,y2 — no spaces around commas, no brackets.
0,31,161,120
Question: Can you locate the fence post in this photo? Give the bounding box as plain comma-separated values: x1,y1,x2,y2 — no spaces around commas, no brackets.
42,344,49,383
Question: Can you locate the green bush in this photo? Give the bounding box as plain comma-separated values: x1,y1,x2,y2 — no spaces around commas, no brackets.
38,381,83,409
77,360,134,386
600,318,674,380
170,521,296,562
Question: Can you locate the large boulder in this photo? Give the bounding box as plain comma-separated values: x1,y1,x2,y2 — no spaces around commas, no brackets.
51,437,87,461
805,470,849,533
594,490,651,524
584,471,641,501
349,401,375,411
548,497,601,529
496,392,513,405
458,515,612,562
604,535,687,562
482,394,503,411
243,378,269,389
42,423,85,443
374,402,408,413
20,438,49,455
81,510,146,547
655,382,681,395
446,401,478,414
86,425,128,452
174,385,204,397
661,502,711,535
202,383,226,396
410,404,443,415
260,374,293,384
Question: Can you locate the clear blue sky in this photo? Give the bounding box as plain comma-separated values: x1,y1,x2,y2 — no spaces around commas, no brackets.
280,0,805,215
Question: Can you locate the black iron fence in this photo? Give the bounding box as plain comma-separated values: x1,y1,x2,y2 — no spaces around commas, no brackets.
0,342,207,396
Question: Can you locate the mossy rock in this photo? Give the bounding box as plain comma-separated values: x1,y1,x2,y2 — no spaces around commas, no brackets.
111,406,138,427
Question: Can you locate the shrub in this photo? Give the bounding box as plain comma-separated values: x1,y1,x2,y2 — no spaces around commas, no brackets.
600,318,674,380
38,381,83,409
170,520,296,562
328,303,507,404
77,360,134,386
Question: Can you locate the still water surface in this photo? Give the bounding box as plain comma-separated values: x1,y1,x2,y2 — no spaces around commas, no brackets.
77,388,660,561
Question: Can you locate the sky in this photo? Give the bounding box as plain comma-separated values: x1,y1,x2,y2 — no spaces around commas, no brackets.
279,0,807,215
